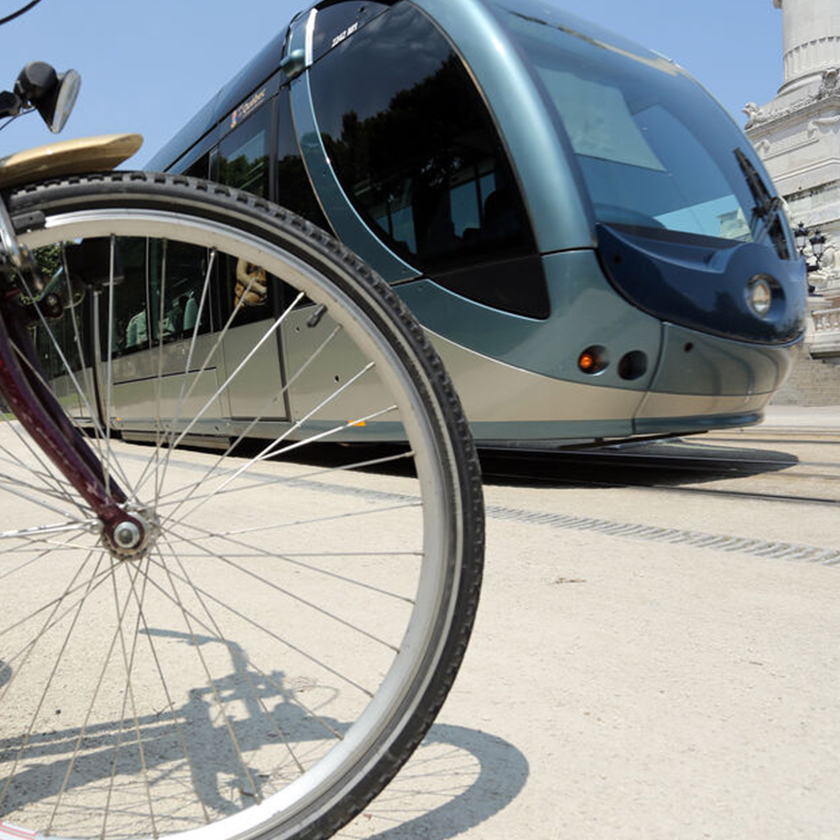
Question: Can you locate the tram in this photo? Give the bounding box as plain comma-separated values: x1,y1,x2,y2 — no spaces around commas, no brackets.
71,0,811,445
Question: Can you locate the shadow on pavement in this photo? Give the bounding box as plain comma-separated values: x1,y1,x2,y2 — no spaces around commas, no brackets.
343,723,529,840
479,439,799,489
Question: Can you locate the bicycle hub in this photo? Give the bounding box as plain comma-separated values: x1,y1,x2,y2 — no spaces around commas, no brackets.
106,510,156,559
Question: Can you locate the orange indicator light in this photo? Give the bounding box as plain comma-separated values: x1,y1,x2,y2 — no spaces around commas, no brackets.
578,352,595,372
578,345,608,374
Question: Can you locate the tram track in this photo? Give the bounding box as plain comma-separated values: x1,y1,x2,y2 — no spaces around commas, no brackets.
705,430,840,446
484,468,840,507
477,440,840,507
110,437,840,568
483,502,840,566
476,438,840,566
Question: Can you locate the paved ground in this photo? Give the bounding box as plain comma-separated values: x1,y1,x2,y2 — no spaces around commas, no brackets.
338,407,840,840
763,404,840,429
1,407,837,840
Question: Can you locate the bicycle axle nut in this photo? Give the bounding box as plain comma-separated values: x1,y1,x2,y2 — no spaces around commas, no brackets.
113,520,142,549
107,514,153,558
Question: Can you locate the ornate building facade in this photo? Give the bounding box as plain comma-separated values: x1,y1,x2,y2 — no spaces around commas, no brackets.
745,0,840,357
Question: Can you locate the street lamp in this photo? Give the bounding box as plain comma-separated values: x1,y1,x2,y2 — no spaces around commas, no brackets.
794,222,826,273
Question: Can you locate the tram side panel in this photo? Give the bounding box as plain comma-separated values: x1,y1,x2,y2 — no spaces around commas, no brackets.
281,307,404,442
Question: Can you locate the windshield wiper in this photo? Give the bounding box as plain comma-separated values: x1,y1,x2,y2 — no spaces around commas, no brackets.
735,148,789,259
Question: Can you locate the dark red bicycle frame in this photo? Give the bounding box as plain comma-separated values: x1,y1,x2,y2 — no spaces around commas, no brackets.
0,290,141,542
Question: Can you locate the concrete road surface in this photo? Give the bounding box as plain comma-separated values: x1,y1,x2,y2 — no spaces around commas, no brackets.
338,410,840,840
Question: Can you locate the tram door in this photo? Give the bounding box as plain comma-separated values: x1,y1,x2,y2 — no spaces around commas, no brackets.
213,105,289,426
95,237,226,437
34,291,97,426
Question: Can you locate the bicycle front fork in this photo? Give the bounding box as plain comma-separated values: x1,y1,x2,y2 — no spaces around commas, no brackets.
0,197,148,555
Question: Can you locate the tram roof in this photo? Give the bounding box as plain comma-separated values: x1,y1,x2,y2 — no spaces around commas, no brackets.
147,0,669,173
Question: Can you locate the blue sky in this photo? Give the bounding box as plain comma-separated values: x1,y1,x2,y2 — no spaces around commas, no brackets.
0,0,784,169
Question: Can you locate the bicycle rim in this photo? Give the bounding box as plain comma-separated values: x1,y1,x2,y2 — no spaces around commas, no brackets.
0,177,483,840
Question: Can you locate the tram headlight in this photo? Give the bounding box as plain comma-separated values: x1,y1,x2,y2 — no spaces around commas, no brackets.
746,275,773,318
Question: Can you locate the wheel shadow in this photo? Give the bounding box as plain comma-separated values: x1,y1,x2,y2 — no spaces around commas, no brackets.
338,723,528,840
0,634,346,824
0,638,527,838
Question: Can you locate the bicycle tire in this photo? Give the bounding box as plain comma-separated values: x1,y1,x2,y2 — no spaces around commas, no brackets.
0,172,484,840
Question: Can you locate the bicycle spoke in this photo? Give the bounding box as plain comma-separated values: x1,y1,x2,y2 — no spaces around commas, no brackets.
10,346,136,499
154,447,414,512
167,290,305,453
46,556,144,833
128,270,299,503
153,541,261,805
0,175,480,840
179,499,421,543
104,560,158,837
103,236,118,504
162,394,394,529
178,251,216,397
143,326,341,509
0,466,91,510
0,551,109,812
162,281,302,459
0,555,114,652
160,516,415,604
167,544,308,782
152,237,169,508
0,409,89,512
14,260,136,495
163,529,399,651
153,248,217,488
132,557,349,743
125,567,213,826
141,554,374,699
148,324,345,510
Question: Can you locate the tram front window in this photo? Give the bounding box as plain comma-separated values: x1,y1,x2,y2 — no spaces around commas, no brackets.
309,2,535,274
503,5,771,245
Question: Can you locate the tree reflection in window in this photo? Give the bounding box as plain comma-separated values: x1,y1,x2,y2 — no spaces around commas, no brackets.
311,6,535,274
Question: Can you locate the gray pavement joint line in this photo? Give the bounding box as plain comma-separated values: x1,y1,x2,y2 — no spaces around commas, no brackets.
482,503,840,567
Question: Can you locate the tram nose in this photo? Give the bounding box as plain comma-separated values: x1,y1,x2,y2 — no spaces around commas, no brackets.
594,226,806,435
597,225,806,345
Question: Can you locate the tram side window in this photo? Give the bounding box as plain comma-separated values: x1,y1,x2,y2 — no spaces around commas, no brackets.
276,87,330,231
218,105,276,325
182,151,210,180
219,106,270,198
34,298,85,378
100,237,149,358
308,2,535,274
33,246,87,376
148,240,213,343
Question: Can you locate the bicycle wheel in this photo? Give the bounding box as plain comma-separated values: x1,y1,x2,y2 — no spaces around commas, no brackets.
0,173,483,840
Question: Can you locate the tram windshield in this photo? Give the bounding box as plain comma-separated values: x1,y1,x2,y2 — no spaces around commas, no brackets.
501,4,773,245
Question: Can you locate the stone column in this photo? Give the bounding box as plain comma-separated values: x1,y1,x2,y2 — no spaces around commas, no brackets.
746,0,840,305
775,0,840,94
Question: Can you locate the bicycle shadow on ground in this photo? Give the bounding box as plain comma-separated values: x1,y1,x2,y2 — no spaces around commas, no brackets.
0,639,527,839
338,723,529,840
